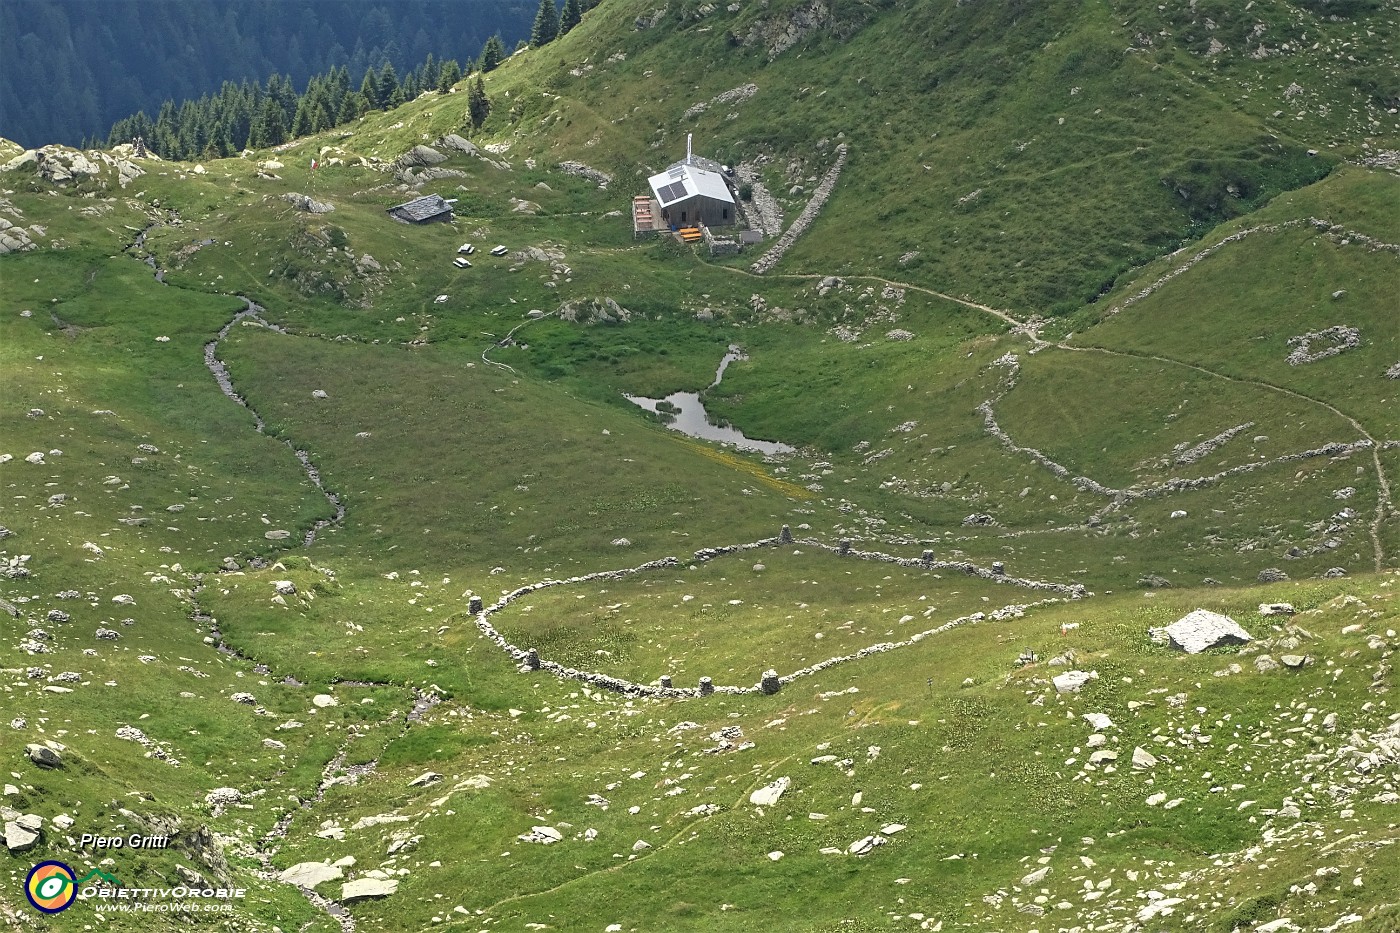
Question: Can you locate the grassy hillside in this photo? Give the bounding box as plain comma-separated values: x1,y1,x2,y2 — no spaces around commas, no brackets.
1,0,1397,929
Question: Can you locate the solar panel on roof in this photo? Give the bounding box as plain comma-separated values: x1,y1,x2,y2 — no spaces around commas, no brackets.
659,181,689,202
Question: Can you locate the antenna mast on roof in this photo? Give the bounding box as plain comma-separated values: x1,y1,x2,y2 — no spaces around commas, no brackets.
687,133,693,165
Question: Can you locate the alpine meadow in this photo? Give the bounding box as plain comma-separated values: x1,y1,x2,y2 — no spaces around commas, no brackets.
1,0,1399,931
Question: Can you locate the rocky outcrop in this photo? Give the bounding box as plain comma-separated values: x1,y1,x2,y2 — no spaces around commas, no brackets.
1,144,143,187
684,83,758,119
557,161,612,188
433,134,478,156
283,192,335,214
559,296,632,323
394,145,446,169
745,0,830,59
0,216,35,254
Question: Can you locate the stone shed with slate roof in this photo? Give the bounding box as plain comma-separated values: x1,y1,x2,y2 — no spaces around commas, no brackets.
387,194,454,224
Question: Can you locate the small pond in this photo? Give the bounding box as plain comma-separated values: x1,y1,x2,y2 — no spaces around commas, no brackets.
624,345,795,456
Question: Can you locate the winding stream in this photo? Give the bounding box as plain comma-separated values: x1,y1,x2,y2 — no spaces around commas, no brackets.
203,299,346,545
625,345,794,455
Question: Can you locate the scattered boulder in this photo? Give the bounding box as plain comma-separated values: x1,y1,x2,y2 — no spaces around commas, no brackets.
1281,654,1310,668
273,580,297,596
4,820,39,853
1159,609,1252,654
340,878,398,902
1259,602,1296,616
312,694,338,708
1021,865,1050,885
847,834,886,856
518,826,562,845
1052,670,1098,694
395,145,446,169
1132,747,1158,770
205,787,243,815
25,744,62,768
1257,568,1289,583
409,771,442,788
749,776,791,807
434,134,478,156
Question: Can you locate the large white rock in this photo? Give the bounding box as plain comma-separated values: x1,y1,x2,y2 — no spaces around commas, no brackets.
4,820,38,852
518,826,562,844
1132,747,1159,770
278,861,343,889
1162,609,1252,654
1052,670,1098,694
749,776,791,807
341,878,397,902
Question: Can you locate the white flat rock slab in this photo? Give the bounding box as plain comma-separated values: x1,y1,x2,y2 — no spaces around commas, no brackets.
1163,609,1252,654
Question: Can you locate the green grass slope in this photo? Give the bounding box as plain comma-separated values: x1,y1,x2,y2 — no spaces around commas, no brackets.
1,0,1397,929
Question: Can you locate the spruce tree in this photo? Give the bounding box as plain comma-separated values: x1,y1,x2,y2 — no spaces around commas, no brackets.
479,34,505,72
467,74,491,130
560,0,582,34
378,62,401,109
530,0,559,47
359,70,381,110
437,59,462,93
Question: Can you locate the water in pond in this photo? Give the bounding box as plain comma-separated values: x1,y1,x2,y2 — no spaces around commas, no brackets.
625,345,794,456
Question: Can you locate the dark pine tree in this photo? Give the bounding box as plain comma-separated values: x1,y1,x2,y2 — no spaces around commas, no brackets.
530,0,558,48
378,61,402,108
437,58,462,93
467,74,491,130
560,0,582,35
359,69,381,110
479,34,505,72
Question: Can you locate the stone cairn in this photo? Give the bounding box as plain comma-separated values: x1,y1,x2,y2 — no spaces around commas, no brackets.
132,135,147,158
659,675,673,688
760,669,781,695
780,524,794,544
699,677,715,696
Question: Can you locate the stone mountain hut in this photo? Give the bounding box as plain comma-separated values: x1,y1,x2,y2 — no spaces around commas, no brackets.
645,136,736,230
388,194,455,224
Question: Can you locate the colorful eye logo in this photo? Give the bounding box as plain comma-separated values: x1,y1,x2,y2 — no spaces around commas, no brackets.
26,861,77,913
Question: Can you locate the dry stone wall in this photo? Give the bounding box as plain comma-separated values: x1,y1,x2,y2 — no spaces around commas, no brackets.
469,530,1085,699
751,144,848,274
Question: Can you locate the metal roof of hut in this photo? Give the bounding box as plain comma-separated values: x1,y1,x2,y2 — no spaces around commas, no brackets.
387,194,454,223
